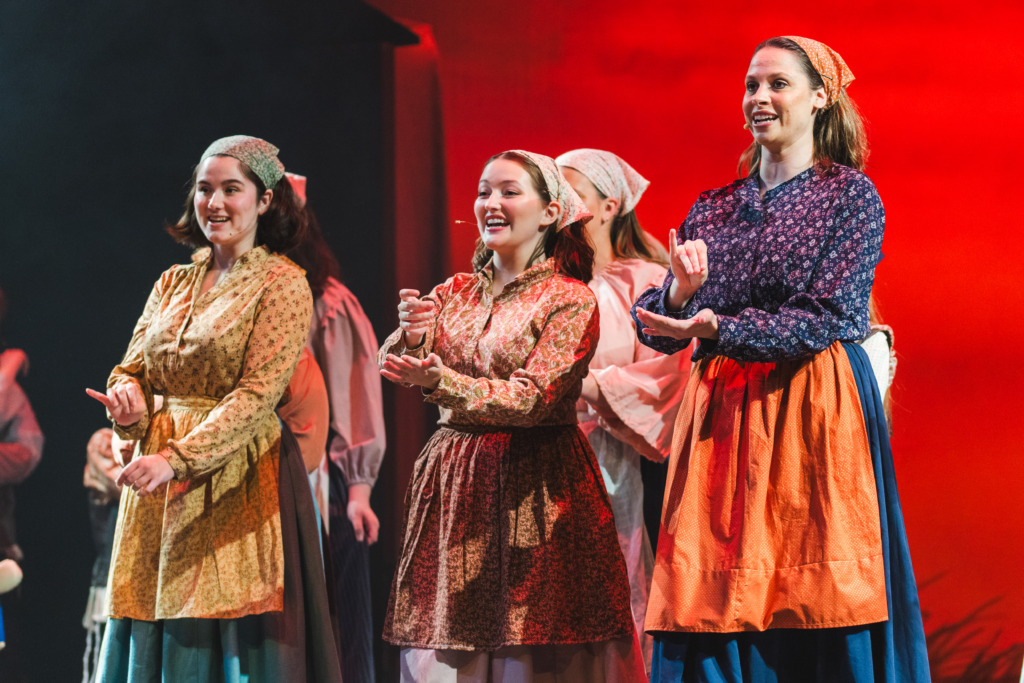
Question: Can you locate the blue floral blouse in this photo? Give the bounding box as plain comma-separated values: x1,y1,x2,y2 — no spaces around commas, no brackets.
631,163,884,363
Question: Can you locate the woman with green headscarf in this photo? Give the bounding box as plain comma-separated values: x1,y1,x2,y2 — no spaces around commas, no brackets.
87,136,342,682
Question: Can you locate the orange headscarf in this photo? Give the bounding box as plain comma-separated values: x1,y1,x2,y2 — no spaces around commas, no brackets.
784,36,855,108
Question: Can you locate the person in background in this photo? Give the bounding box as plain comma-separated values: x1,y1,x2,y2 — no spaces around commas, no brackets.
86,136,341,681
276,347,331,477
379,149,645,681
286,172,386,683
81,428,127,683
0,287,43,683
556,148,688,671
632,37,929,681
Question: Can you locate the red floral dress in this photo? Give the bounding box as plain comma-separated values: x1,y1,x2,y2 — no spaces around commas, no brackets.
380,259,634,650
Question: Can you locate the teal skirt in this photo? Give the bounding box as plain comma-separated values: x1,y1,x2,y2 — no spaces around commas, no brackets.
97,423,342,683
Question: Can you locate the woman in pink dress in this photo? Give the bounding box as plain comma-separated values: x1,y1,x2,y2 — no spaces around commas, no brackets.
556,149,690,671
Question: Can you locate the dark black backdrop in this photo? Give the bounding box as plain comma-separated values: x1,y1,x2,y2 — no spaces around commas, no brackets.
0,2,416,679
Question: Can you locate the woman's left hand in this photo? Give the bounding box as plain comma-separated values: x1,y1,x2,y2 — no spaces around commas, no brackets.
636,307,720,340
380,353,444,390
116,453,174,497
347,483,380,545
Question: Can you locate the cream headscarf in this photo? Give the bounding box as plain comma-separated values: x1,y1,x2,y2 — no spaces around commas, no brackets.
503,150,591,231
555,149,650,216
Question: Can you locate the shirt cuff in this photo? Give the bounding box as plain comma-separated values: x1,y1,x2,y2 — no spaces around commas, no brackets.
658,286,692,319
161,446,189,481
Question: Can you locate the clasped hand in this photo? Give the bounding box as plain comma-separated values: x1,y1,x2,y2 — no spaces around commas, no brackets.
380,353,444,390
635,228,719,340
397,288,437,348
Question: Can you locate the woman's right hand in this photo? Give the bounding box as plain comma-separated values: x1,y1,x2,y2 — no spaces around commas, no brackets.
397,288,436,349
666,228,709,310
86,383,146,427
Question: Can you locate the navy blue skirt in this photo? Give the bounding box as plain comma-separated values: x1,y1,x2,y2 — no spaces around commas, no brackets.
650,343,930,683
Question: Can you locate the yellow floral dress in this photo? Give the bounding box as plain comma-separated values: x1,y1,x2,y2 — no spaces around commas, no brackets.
107,245,312,621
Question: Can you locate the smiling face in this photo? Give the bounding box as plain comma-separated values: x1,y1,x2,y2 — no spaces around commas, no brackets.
474,157,559,262
743,46,827,155
194,155,272,254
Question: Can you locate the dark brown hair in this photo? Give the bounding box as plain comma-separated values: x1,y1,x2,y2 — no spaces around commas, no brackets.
286,206,342,299
738,36,869,177
472,152,594,283
167,156,308,253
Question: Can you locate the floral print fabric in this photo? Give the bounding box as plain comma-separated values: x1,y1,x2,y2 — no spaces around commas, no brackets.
379,259,635,649
106,245,312,620
632,163,883,363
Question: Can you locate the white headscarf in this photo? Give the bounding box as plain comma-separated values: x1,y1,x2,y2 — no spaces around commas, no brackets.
555,149,649,216
504,150,592,231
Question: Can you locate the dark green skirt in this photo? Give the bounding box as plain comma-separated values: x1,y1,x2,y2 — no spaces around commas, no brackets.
97,422,342,683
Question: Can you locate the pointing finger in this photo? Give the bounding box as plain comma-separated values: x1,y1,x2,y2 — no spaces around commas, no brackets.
86,388,114,410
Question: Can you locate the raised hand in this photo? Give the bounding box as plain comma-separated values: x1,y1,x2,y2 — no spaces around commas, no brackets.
666,228,709,310
86,382,146,427
380,352,444,390
636,307,719,341
397,289,437,348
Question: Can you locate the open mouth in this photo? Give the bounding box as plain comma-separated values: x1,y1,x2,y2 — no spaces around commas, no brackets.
485,216,509,231
752,113,778,125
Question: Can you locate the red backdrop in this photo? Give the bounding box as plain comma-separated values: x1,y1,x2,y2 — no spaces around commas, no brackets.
373,0,1024,676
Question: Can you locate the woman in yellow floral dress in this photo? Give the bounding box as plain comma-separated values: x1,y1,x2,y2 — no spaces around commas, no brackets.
87,136,341,682
379,150,646,682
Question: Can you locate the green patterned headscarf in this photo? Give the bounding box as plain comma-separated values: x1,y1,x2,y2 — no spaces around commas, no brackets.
200,135,286,189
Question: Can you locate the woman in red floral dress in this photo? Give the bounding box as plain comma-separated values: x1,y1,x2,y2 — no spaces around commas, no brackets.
379,150,646,681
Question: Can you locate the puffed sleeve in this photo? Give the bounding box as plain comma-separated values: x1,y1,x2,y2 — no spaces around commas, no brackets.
162,268,313,480
107,271,171,440
709,175,883,362
424,285,599,426
586,264,689,461
0,380,43,484
587,351,688,463
311,282,386,488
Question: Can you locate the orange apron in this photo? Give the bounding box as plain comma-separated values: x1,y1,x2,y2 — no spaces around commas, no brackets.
646,342,888,632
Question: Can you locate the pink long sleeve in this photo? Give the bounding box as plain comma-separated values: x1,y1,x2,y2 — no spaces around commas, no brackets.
581,259,691,462
310,278,386,488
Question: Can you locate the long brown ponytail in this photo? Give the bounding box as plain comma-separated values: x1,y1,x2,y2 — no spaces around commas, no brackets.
738,37,869,177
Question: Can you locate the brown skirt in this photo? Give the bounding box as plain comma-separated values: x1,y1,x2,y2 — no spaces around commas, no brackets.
384,424,635,650
646,342,888,633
